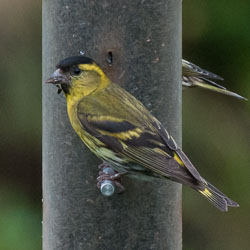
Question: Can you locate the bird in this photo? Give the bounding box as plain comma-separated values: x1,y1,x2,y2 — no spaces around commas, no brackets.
46,55,239,211
182,59,247,100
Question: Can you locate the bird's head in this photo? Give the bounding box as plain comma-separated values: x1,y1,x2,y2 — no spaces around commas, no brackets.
46,56,110,97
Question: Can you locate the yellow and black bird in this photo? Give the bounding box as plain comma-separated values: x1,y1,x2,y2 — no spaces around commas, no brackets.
46,56,239,211
182,59,247,100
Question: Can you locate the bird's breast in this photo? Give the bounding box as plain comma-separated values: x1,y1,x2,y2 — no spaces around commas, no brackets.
66,96,106,154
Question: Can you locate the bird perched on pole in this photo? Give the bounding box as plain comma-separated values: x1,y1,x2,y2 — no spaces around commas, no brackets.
182,59,247,100
46,56,239,211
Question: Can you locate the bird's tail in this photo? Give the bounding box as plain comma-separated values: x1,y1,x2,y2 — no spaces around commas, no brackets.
191,80,247,100
197,180,239,212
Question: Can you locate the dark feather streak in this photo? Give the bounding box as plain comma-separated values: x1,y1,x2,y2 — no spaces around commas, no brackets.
78,113,123,152
151,120,177,151
126,131,174,157
88,119,136,133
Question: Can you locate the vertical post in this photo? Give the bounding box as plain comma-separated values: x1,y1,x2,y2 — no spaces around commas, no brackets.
43,1,182,249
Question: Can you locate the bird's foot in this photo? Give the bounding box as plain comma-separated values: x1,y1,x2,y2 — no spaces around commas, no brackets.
97,163,126,195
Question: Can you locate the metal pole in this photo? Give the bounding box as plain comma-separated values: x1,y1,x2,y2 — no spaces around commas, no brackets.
43,1,182,249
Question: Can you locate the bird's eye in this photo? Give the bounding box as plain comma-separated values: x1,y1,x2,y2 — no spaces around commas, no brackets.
73,67,81,75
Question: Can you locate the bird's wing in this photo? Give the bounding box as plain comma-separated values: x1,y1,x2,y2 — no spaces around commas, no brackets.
77,109,199,186
77,86,203,185
182,75,227,90
182,59,224,81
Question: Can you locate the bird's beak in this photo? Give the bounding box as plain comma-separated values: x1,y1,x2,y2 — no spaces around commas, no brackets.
45,69,69,85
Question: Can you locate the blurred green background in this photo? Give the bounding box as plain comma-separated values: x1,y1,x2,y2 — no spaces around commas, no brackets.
0,0,249,249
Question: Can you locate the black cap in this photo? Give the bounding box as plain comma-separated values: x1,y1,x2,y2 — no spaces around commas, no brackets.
56,56,95,69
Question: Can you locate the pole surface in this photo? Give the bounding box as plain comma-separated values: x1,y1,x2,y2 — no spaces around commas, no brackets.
43,1,182,249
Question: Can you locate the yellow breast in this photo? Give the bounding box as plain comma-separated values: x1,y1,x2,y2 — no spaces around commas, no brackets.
66,95,105,154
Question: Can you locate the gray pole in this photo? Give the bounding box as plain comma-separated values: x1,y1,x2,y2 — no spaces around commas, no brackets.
43,1,182,249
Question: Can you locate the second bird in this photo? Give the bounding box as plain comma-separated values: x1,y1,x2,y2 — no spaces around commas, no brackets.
182,59,246,100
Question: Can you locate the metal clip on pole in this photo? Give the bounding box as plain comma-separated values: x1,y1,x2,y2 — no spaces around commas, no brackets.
100,167,116,196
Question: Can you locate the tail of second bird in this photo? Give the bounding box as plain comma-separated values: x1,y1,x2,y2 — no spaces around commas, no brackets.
190,79,247,100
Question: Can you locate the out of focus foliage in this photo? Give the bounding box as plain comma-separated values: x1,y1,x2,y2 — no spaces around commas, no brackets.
0,0,42,249
0,0,249,249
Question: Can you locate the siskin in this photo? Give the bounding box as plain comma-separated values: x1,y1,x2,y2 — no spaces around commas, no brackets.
46,56,239,211
182,59,247,100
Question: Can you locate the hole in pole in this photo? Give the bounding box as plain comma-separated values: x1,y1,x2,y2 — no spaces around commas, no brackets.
107,51,113,65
